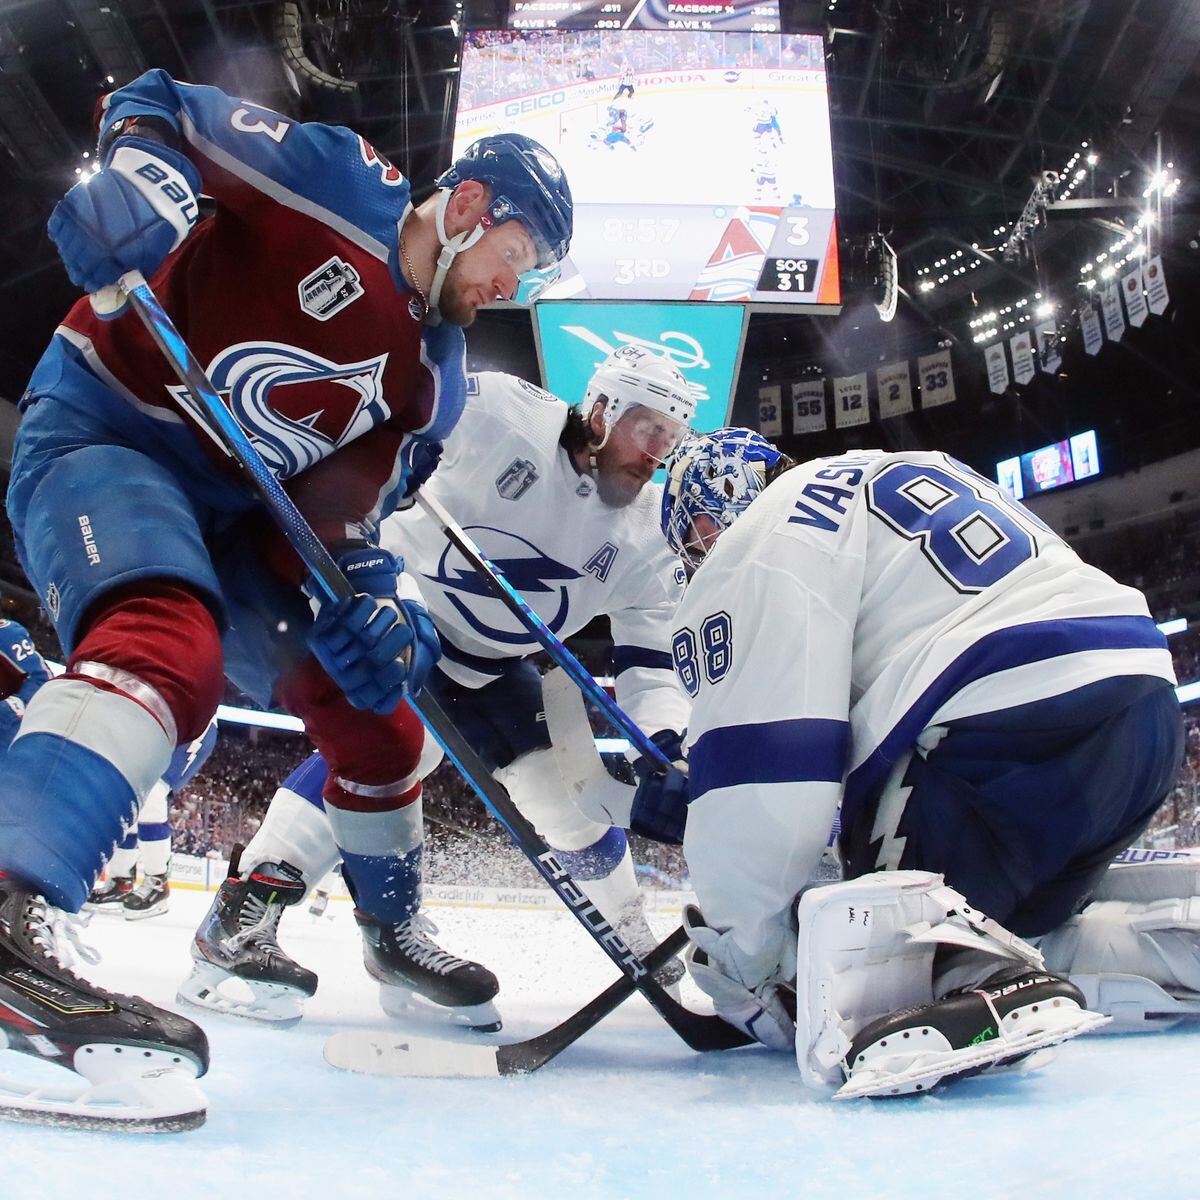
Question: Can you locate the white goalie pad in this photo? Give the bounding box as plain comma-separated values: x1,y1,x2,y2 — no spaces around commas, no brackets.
794,870,1043,1089
542,667,637,829
1039,860,1200,1031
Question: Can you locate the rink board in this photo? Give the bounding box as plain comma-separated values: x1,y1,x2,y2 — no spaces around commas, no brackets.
102,853,698,913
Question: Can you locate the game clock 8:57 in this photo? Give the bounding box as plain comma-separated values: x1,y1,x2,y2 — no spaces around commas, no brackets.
603,217,681,244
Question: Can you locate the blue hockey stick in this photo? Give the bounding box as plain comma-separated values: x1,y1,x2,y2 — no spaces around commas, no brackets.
415,491,672,770
108,269,748,1053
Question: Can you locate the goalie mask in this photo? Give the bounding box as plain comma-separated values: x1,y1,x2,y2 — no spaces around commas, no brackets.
661,427,793,567
583,345,695,463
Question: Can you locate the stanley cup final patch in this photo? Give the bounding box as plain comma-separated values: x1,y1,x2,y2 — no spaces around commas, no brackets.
496,458,539,500
298,257,365,321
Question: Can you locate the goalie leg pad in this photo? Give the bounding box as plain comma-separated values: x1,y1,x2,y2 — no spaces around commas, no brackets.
1039,864,1200,1030
794,870,1050,1089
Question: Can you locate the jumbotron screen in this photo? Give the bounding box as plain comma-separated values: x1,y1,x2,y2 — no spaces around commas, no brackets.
995,431,1102,501
507,0,780,32
453,29,840,308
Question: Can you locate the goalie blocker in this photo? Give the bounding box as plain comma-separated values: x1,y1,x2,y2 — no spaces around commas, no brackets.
788,871,1107,1098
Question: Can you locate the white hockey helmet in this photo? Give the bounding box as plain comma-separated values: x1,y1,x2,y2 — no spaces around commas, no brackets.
583,345,696,460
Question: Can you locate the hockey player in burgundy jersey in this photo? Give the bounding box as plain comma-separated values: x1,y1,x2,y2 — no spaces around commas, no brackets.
0,68,571,1130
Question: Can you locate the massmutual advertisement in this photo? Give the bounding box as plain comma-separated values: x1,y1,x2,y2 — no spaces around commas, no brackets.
533,301,747,432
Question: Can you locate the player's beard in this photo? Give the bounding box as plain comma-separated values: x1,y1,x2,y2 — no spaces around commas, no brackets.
436,261,482,328
594,447,653,508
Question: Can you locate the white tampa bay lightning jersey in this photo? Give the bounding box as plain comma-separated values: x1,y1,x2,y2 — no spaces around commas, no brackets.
676,448,1176,955
381,371,691,737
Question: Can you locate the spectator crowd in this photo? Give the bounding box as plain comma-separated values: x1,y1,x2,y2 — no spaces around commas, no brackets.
2,495,1199,879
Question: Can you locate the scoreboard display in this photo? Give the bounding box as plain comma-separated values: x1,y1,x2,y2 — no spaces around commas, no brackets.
454,27,840,309
508,0,781,32
995,430,1102,500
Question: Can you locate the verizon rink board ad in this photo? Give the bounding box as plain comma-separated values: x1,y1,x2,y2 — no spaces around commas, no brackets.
454,30,840,309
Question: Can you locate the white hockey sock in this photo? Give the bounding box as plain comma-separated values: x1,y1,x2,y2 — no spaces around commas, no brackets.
107,844,139,880
575,846,643,923
241,786,341,885
137,779,172,876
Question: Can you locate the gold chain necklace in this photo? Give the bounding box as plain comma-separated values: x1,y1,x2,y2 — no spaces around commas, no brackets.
399,227,428,311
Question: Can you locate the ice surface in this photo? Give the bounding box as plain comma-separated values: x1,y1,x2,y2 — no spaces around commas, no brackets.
2,888,1197,1199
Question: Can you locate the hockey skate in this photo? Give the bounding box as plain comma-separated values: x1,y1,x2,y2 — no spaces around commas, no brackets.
356,908,502,1032
85,875,134,915
0,878,208,1132
124,873,169,921
177,848,317,1028
837,964,1108,1100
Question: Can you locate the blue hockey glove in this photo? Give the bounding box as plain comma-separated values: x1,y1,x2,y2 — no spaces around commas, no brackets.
306,545,442,714
47,137,200,299
394,437,444,510
629,729,689,845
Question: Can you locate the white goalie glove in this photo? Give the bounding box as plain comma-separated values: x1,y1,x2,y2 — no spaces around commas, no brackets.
682,905,796,1051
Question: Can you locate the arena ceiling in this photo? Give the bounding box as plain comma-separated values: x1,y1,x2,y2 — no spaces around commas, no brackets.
0,0,1197,474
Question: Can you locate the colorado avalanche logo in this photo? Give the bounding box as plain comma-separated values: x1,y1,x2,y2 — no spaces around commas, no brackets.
425,527,582,646
169,342,390,478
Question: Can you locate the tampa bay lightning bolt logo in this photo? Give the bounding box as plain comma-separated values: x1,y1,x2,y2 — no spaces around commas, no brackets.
426,526,582,646
168,342,390,478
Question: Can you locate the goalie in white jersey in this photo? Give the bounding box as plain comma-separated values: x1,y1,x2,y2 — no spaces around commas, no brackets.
182,347,694,1029
658,429,1183,1097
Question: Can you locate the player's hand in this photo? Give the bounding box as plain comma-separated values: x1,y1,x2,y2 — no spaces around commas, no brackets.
47,137,200,300
306,545,442,713
630,729,689,844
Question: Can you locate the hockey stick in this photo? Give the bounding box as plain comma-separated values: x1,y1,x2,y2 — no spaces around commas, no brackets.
324,926,691,1078
111,271,750,1055
414,490,671,770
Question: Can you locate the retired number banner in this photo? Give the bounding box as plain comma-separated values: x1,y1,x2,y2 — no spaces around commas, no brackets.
833,373,869,428
917,351,956,408
790,379,827,434
757,384,783,437
876,361,913,418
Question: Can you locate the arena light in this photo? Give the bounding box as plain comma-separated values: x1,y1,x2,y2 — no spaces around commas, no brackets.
1178,681,1200,706
1157,618,1188,637
215,705,305,732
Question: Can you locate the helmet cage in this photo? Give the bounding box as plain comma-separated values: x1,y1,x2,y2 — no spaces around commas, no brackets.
661,428,790,567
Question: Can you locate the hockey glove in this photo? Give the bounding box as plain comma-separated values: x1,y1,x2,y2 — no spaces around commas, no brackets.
393,436,444,511
683,904,796,1051
629,728,689,845
47,136,200,300
306,544,442,714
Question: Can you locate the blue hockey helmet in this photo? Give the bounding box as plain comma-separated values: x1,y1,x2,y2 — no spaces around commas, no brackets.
661,427,793,567
429,133,573,315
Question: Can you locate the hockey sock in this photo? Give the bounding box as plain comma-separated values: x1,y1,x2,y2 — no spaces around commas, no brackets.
137,778,172,876
326,793,424,925
108,836,140,880
240,771,341,884
0,675,173,909
555,833,642,918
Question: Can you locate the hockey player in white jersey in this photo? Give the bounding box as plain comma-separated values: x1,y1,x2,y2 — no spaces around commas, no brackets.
181,347,695,1029
658,429,1183,1097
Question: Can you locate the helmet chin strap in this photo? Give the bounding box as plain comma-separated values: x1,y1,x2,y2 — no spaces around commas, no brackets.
426,189,487,324
586,401,611,474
